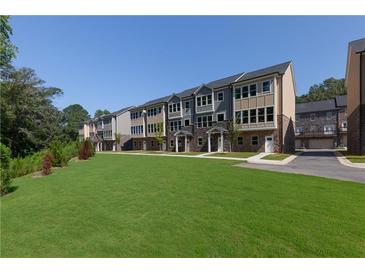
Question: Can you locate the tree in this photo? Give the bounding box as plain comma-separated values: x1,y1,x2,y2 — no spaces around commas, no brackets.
155,122,165,151
296,78,346,104
0,66,63,157
0,16,18,67
62,104,90,141
227,121,240,152
114,133,122,151
94,109,110,118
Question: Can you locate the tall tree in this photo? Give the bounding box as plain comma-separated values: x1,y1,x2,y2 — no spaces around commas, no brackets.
0,66,63,157
94,109,110,118
0,16,18,67
296,78,346,104
62,104,90,141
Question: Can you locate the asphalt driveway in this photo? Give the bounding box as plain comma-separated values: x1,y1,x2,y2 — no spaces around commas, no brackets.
239,151,365,184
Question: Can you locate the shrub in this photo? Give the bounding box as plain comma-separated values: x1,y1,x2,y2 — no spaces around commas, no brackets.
78,138,95,160
0,143,12,195
49,139,67,167
8,151,45,178
42,153,53,176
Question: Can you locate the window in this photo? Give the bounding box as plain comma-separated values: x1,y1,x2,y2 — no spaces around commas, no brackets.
104,118,111,125
197,115,212,128
258,108,265,123
250,109,257,123
235,111,241,124
197,97,201,107
310,126,316,132
158,107,162,113
217,92,224,101
235,88,241,99
202,96,207,106
242,86,249,98
262,81,271,93
341,121,347,128
242,110,249,124
185,101,190,109
324,125,335,134
310,113,316,121
169,105,173,113
251,136,258,145
266,107,274,122
173,104,177,112
326,112,333,120
250,84,257,97
170,121,182,132
217,113,225,122
184,119,190,126
237,136,243,145
198,137,203,146
207,94,212,105
170,139,174,147
295,127,304,134
177,103,181,112
151,140,154,147
295,114,300,122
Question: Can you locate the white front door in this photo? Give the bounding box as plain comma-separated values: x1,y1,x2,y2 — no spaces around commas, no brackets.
217,136,222,152
265,136,273,153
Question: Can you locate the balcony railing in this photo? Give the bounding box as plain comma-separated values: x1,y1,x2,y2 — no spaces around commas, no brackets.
295,130,337,137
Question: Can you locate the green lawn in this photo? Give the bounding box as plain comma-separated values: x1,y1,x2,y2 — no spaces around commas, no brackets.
346,156,365,163
209,152,259,158
262,153,292,161
1,154,364,257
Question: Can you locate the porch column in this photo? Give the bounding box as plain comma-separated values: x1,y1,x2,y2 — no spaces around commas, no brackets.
208,133,211,152
175,136,179,153
184,136,188,152
220,131,224,152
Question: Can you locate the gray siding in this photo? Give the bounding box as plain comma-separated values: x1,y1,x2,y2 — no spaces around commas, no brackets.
214,87,232,121
168,96,182,119
195,86,214,113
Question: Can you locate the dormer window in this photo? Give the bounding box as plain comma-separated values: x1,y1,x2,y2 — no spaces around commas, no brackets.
197,95,212,107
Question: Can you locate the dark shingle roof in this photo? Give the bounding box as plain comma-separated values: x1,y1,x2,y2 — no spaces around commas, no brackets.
112,106,134,116
349,38,365,53
335,95,347,107
206,73,244,88
296,99,336,114
236,61,291,83
176,87,199,98
135,95,171,108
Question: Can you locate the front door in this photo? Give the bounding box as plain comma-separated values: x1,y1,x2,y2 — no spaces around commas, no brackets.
265,136,273,153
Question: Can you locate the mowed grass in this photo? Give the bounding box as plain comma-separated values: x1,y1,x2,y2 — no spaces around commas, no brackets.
262,153,292,161
1,154,365,258
209,152,259,158
346,156,365,163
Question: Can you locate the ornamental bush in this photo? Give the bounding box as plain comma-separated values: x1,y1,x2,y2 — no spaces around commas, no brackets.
78,138,95,160
42,152,53,176
0,143,12,195
49,139,67,167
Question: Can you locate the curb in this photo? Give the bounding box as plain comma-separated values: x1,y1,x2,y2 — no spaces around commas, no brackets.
246,151,302,166
335,152,365,169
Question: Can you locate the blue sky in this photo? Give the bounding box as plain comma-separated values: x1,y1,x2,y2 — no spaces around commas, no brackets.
10,16,365,116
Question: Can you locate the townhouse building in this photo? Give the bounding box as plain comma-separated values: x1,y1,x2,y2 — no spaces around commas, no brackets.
346,38,365,155
295,96,347,149
129,96,169,150
79,106,134,151
165,61,296,153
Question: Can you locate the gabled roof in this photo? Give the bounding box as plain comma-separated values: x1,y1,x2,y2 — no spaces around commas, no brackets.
349,38,365,54
177,87,199,98
206,72,244,88
111,106,134,116
296,99,336,114
335,95,347,107
235,61,292,83
133,95,171,109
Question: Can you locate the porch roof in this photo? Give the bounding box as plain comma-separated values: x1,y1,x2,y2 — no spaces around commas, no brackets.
206,126,228,134
174,130,193,137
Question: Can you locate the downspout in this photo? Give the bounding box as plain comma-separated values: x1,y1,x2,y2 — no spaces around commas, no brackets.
360,52,363,154
280,76,284,153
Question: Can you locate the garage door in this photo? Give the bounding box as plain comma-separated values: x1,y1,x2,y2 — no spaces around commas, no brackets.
295,139,303,149
308,139,334,149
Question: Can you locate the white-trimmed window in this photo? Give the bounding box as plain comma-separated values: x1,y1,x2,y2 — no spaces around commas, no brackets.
341,121,347,128
185,101,190,109
170,139,174,147
324,124,335,134
258,108,265,123
295,127,304,134
170,121,182,132
197,95,212,107
234,87,241,100
262,80,271,93
217,92,224,101
237,136,244,145
266,107,274,122
242,86,249,98
250,109,257,123
242,110,249,124
184,119,190,126
197,137,203,146
197,115,213,128
310,113,316,121
250,84,257,97
217,113,225,122
251,136,259,145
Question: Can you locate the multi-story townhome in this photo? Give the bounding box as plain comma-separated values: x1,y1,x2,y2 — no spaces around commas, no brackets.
130,96,169,150
346,38,365,155
295,96,348,149
79,106,133,151
166,61,296,153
